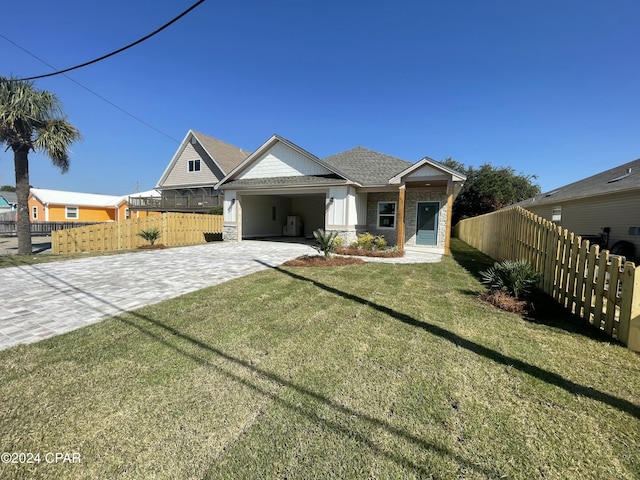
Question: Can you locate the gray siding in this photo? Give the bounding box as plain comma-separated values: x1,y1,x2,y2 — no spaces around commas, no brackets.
525,190,640,259
161,144,224,188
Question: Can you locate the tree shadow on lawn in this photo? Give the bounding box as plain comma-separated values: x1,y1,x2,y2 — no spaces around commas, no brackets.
450,239,622,344
15,262,499,478
263,261,640,420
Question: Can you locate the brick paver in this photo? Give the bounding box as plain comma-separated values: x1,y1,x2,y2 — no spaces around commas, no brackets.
0,241,440,350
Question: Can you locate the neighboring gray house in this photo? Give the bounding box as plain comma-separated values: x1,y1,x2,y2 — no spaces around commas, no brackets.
130,130,249,213
0,191,17,210
216,134,466,254
517,158,640,260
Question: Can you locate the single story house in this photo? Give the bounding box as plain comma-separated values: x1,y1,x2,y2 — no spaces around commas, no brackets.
130,130,249,213
516,158,640,261
29,188,159,222
216,134,466,254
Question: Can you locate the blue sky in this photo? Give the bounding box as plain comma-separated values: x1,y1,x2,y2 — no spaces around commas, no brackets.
1,0,638,195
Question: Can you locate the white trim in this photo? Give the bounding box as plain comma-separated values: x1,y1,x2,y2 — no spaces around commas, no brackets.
65,206,79,220
389,157,466,184
377,201,397,229
216,135,354,189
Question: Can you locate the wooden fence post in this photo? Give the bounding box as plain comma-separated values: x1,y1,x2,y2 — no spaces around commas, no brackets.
619,263,640,351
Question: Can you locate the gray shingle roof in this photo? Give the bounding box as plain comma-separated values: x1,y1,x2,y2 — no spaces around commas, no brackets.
192,130,250,175
0,191,17,204
222,175,347,188
518,158,640,207
322,147,413,185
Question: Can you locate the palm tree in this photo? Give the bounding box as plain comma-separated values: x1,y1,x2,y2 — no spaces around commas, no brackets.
0,77,81,254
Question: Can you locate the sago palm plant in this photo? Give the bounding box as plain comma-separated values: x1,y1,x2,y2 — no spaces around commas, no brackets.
312,229,339,258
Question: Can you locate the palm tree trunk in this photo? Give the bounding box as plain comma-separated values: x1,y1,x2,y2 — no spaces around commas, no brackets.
14,147,32,255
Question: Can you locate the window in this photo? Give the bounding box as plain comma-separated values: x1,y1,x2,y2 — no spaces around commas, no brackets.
378,202,396,229
32,206,38,219
188,159,201,172
125,208,131,220
551,206,561,223
65,206,78,219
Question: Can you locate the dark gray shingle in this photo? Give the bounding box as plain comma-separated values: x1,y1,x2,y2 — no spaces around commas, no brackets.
518,158,640,207
322,147,413,185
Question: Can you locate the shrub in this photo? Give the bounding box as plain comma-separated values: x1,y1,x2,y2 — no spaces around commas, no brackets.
373,235,387,250
312,229,339,258
137,227,161,246
353,232,374,250
207,206,223,215
480,260,539,299
350,232,387,251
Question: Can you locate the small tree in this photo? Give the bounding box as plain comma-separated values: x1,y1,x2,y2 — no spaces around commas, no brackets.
0,77,81,254
480,260,539,299
137,227,161,246
312,229,339,258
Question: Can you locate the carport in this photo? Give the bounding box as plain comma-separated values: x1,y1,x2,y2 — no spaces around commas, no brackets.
237,190,327,240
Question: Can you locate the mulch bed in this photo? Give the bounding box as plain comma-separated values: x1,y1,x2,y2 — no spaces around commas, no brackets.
282,255,366,267
137,244,166,250
478,290,532,315
335,247,404,258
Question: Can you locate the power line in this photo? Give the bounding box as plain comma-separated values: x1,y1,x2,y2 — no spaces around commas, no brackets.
14,0,206,81
0,34,181,144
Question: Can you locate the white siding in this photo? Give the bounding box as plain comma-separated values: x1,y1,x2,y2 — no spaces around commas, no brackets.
354,192,367,226
327,186,348,226
223,191,237,222
239,142,331,179
346,188,367,226
407,164,445,178
162,144,222,187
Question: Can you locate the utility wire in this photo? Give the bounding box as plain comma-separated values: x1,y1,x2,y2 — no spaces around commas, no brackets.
14,0,206,81
0,34,181,144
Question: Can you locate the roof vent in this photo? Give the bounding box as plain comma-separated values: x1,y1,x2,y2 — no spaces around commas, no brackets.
607,171,633,183
544,190,558,197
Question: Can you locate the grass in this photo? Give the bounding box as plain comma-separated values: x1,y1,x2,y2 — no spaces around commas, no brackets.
0,239,639,479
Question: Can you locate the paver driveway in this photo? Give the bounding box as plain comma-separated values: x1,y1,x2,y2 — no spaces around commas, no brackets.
0,241,441,351
0,241,317,350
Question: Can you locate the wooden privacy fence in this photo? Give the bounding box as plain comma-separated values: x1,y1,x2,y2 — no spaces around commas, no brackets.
52,213,223,255
453,206,640,352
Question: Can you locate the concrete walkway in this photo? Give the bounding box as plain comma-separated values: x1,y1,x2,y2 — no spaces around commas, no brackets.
0,241,441,351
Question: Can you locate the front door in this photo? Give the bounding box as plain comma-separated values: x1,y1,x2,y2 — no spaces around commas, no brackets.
416,202,439,245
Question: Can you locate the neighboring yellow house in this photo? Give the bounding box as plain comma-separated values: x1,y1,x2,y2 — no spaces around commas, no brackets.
29,188,161,222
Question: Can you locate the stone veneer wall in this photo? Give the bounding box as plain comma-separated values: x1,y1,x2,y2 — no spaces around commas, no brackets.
365,189,448,248
223,225,238,241
404,188,448,248
366,192,400,245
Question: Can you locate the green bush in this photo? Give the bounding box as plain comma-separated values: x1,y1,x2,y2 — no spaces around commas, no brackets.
137,227,161,246
350,232,387,251
373,235,387,250
312,229,339,258
480,260,539,299
207,206,223,215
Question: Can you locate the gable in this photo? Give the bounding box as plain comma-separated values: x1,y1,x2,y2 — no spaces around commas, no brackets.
238,141,332,180
406,164,448,179
160,143,224,188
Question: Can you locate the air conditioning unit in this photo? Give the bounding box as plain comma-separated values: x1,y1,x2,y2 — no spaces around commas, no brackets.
283,216,302,236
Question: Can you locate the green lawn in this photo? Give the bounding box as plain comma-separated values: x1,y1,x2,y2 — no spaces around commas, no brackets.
1,239,638,479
